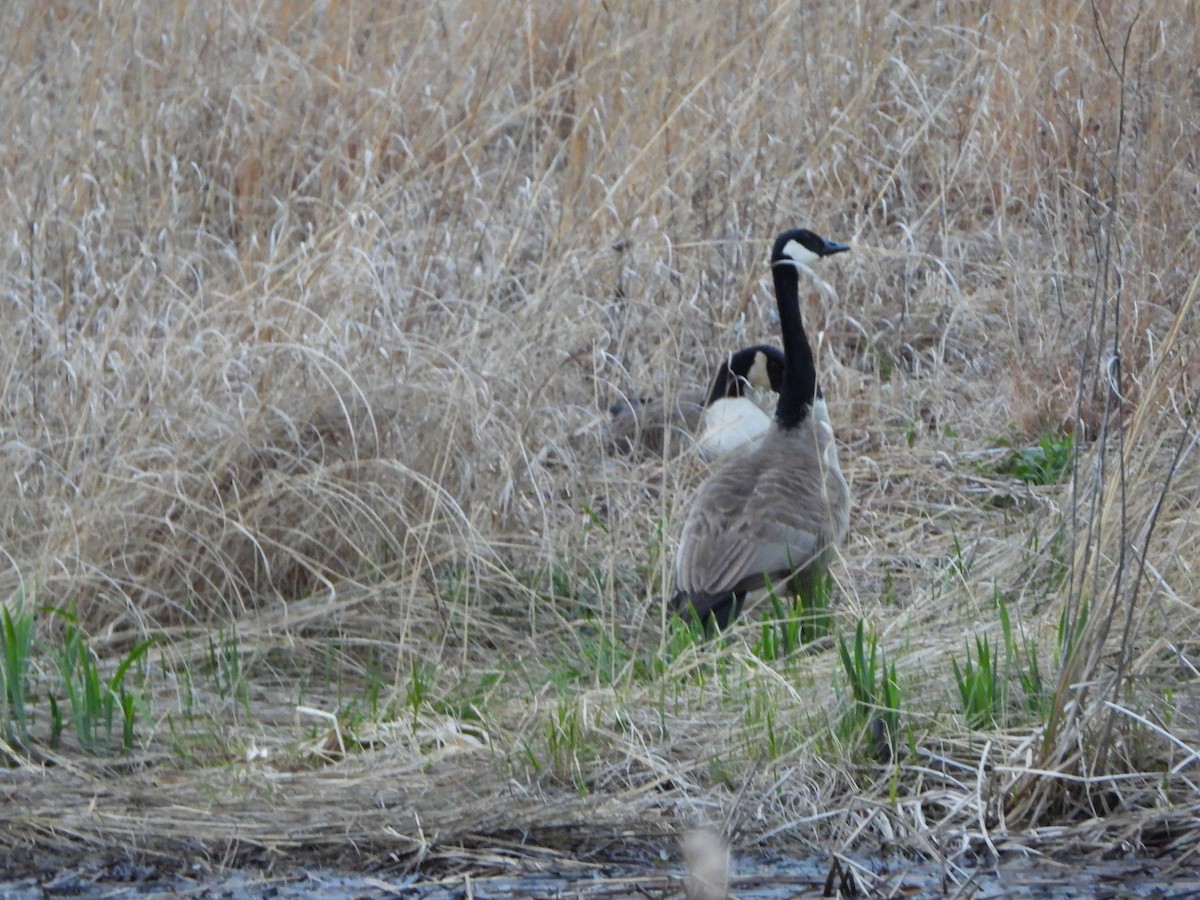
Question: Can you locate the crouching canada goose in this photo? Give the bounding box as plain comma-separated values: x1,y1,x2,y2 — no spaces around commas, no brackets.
609,344,785,459
671,229,851,629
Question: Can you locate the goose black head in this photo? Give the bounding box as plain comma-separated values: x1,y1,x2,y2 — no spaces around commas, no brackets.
771,229,850,269
706,345,786,404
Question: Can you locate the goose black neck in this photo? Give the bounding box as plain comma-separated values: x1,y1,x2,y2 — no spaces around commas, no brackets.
772,263,816,429
705,360,739,405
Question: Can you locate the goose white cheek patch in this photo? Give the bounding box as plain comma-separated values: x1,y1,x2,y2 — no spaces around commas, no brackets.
781,240,821,267
746,352,772,390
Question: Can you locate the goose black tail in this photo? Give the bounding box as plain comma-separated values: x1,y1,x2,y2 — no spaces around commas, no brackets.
670,590,744,632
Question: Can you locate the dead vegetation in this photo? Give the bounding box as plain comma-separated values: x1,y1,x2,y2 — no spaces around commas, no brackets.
2,0,1198,889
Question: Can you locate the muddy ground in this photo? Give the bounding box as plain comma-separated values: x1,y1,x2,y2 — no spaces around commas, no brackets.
3,851,1198,898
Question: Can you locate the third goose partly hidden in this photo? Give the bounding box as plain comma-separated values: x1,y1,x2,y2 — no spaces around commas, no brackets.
609,344,785,459
671,229,851,629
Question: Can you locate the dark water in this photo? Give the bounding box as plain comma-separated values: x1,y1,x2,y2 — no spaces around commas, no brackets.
4,854,1197,898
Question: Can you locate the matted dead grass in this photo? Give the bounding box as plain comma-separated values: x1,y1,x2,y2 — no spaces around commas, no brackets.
2,0,1199,885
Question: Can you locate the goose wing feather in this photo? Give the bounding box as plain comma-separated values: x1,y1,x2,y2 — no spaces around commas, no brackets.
675,427,835,599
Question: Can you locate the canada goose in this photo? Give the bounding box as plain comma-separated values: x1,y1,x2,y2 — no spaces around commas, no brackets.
608,344,785,459
671,229,851,629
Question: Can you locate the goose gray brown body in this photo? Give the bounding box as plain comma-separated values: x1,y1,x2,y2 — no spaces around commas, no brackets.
671,229,851,628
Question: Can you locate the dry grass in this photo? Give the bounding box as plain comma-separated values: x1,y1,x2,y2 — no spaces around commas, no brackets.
2,0,1199,884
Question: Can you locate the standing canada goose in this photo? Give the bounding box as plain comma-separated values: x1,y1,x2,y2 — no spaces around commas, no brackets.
608,344,785,459
672,229,851,629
